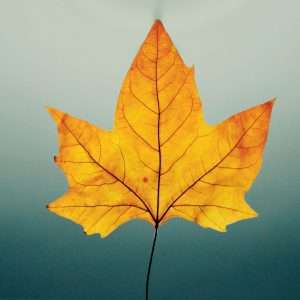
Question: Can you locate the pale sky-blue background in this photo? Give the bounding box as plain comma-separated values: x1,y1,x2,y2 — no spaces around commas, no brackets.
0,1,299,299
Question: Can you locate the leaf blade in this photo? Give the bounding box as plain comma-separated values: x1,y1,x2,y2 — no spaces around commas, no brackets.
47,21,275,236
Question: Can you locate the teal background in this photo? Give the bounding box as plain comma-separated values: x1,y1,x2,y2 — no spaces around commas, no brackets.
0,1,299,299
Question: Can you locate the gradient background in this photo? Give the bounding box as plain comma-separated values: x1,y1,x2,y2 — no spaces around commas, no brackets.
0,1,299,299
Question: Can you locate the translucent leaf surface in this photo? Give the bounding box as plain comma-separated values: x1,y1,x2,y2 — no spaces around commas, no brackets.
47,20,275,237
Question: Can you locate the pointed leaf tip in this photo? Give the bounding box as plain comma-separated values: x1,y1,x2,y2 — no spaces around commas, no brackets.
47,106,55,114
269,97,276,106
47,107,58,119
151,19,165,32
264,97,276,110
47,107,66,124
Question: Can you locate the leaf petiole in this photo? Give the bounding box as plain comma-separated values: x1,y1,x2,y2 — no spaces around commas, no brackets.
145,225,159,300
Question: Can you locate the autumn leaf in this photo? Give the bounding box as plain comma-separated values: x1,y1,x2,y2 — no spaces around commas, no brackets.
47,20,274,299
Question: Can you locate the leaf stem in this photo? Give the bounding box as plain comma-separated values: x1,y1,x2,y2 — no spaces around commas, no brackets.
145,225,159,300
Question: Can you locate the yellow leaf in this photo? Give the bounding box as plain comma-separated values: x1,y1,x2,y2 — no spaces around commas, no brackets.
47,20,275,238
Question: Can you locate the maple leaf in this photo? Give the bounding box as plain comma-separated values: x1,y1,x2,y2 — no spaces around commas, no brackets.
47,20,274,299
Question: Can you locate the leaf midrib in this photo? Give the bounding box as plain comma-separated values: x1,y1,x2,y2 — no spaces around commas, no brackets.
155,23,162,225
